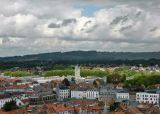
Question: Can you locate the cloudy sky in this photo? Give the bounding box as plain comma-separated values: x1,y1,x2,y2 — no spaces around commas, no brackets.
0,0,160,57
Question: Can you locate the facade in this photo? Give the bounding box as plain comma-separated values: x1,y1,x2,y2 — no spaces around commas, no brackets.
56,85,70,101
116,93,129,100
71,90,99,99
136,92,159,104
30,94,56,105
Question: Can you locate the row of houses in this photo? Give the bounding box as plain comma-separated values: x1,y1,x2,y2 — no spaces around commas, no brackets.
56,83,99,101
56,82,160,106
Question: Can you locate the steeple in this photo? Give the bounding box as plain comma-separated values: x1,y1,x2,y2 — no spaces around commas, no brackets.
78,107,83,114
103,102,109,114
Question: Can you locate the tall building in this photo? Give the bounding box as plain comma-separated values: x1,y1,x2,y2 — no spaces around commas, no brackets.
75,65,80,78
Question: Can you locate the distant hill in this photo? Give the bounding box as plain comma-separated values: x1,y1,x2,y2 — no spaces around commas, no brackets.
0,51,160,62
0,51,160,70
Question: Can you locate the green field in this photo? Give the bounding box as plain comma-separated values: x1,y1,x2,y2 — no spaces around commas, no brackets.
4,71,32,77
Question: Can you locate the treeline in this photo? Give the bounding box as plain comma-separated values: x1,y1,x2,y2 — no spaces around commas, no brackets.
1,51,160,62
0,59,160,70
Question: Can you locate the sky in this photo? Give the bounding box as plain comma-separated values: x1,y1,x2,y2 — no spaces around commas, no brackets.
0,0,160,57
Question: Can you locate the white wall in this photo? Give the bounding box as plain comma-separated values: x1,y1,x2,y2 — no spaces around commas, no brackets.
58,89,70,101
71,90,99,99
116,93,129,100
136,92,159,104
0,98,12,108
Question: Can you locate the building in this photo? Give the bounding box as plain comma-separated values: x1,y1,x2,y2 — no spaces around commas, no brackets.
31,100,103,114
70,83,99,100
136,92,159,104
0,96,26,109
116,93,129,101
30,93,56,105
5,84,31,92
75,65,80,78
56,84,70,101
0,97,12,109
71,90,99,100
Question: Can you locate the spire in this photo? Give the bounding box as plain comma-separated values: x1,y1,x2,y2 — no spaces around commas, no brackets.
103,102,109,114
78,107,83,114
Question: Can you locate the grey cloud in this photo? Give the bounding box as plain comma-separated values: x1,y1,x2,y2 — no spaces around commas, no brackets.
48,18,76,28
85,25,98,33
81,20,98,33
119,25,133,32
81,28,84,31
110,15,128,25
150,27,158,32
48,23,61,28
136,11,142,17
84,20,92,26
62,18,76,26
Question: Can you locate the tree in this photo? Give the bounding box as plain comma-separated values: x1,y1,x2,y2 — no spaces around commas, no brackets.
93,79,104,87
93,80,97,87
108,73,121,84
109,102,120,111
2,100,18,111
62,78,70,86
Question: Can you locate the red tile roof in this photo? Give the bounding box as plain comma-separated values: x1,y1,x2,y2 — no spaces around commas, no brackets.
0,107,28,114
7,84,29,90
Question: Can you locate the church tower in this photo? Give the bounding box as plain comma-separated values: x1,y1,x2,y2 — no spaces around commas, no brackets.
75,65,80,79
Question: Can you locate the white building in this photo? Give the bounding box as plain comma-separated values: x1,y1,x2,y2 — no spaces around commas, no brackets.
116,93,129,100
0,97,24,109
56,85,70,101
57,89,70,101
136,92,159,104
71,90,99,99
0,98,12,108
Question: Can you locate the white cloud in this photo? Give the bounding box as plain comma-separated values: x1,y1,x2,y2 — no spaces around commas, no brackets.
0,0,160,56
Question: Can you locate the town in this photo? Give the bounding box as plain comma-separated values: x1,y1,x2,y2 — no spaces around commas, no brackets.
0,0,160,113
0,65,159,114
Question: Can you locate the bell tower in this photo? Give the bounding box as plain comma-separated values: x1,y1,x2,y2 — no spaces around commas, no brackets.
75,65,80,79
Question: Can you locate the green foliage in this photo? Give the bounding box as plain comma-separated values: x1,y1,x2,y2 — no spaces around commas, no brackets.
124,75,160,88
4,71,32,77
2,100,18,111
93,78,104,87
109,102,120,111
44,69,109,77
62,78,70,86
45,70,74,76
108,73,126,84
81,69,109,77
113,67,141,77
